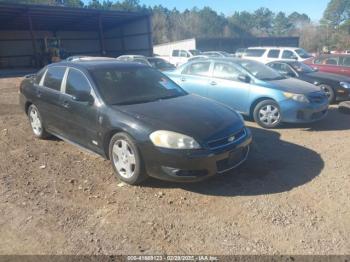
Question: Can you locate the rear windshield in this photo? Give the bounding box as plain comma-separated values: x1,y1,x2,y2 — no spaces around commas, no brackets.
90,67,187,105
245,49,266,57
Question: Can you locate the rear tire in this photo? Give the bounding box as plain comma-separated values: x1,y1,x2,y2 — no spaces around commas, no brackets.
253,100,282,129
319,84,335,103
109,132,147,185
27,104,50,139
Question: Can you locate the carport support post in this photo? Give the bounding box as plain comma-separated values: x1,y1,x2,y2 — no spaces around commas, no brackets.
27,12,39,67
98,15,106,56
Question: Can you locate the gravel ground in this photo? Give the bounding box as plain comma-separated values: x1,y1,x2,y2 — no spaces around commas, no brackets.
0,77,349,255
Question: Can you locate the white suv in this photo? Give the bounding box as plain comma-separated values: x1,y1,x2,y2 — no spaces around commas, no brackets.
242,47,313,64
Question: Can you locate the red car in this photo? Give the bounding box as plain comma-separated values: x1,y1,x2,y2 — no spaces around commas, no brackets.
304,54,350,77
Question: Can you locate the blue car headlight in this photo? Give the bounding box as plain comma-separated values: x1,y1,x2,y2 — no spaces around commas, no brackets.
340,82,350,89
283,92,310,103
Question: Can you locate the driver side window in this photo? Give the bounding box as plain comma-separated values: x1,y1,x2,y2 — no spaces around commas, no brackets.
65,68,91,96
282,50,295,59
212,63,241,80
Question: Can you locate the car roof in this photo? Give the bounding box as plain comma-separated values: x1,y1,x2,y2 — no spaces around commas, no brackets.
247,46,300,50
48,60,148,71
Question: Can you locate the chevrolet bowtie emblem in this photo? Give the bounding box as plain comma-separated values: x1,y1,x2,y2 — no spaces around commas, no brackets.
228,135,235,142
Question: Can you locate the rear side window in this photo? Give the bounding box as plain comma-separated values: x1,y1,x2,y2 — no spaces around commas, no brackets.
245,49,266,57
65,68,91,96
282,50,295,59
182,62,211,77
172,50,179,57
35,68,46,84
324,57,339,65
43,67,66,91
267,49,280,58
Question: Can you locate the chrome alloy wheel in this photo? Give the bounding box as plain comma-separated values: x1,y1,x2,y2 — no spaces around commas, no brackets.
29,107,43,136
112,139,136,179
259,105,281,126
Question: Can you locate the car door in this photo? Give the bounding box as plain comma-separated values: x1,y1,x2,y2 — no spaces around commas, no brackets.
175,61,212,97
36,66,67,134
207,62,251,113
338,56,350,76
59,67,100,151
313,56,342,75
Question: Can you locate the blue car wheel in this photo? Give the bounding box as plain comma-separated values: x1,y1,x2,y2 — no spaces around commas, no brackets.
253,100,282,129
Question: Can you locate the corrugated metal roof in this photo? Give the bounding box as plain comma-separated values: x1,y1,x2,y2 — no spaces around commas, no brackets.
0,3,150,31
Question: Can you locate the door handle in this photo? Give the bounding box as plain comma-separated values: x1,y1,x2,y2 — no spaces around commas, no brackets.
210,81,217,86
181,77,186,82
36,91,42,98
62,101,70,109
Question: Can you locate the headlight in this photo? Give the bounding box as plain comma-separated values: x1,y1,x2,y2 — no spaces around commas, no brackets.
340,82,350,89
283,92,310,103
150,130,200,149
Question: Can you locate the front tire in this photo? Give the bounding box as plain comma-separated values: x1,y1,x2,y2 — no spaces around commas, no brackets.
109,132,147,185
27,104,50,139
253,100,282,128
319,84,335,103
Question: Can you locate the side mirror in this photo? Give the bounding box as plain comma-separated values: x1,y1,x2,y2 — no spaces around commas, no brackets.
238,74,251,83
72,91,94,104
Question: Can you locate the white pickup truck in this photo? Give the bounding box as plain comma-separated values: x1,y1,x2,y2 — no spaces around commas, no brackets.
158,49,201,67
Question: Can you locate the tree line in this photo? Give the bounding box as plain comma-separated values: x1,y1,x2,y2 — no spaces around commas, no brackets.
2,0,350,51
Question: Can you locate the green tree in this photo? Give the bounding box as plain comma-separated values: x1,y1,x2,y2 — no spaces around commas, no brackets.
322,0,350,26
273,12,292,35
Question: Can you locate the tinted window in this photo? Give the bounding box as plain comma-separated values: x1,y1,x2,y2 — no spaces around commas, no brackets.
90,67,186,105
172,50,179,57
324,57,339,65
295,49,312,59
35,68,46,84
237,60,285,81
179,50,189,57
43,67,66,91
213,63,241,80
269,63,296,76
147,58,175,70
66,69,91,96
182,62,211,76
289,62,315,73
341,56,350,67
245,49,266,57
133,59,149,65
267,49,280,58
282,50,295,59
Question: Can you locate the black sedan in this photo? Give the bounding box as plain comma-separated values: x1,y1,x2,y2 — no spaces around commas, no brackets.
19,61,252,184
267,60,350,103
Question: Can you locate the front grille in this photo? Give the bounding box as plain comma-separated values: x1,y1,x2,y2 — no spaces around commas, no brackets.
217,146,249,173
208,128,246,150
308,91,328,103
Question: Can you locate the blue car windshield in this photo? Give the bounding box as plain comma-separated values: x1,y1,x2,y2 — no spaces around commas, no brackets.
237,60,285,81
91,67,187,105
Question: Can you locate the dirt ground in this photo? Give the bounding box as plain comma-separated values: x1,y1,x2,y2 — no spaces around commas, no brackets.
0,77,349,255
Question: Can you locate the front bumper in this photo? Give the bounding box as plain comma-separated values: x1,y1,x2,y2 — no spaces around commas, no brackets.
140,128,252,182
280,99,329,123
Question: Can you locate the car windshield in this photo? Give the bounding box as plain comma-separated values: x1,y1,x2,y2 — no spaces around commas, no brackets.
237,60,285,81
91,67,187,105
189,50,202,56
289,61,315,73
147,58,175,70
295,49,312,59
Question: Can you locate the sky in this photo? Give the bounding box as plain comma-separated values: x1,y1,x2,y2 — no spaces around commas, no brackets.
83,0,330,21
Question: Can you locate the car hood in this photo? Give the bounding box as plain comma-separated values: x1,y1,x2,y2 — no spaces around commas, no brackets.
114,94,244,142
306,71,350,82
266,77,321,94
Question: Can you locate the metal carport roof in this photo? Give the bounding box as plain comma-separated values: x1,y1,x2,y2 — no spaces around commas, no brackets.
0,3,150,31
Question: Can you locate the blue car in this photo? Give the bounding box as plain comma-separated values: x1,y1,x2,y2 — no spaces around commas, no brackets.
165,58,329,128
